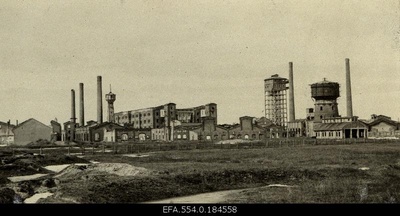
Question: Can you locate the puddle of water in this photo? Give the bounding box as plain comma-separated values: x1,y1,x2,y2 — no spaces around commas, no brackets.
359,167,370,171
8,174,49,183
24,192,53,204
122,154,150,158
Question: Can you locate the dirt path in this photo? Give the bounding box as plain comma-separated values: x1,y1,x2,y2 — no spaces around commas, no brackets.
146,184,295,204
146,188,246,204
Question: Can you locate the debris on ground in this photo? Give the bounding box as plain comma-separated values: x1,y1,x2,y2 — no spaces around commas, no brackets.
8,174,49,183
122,154,150,158
24,192,53,204
266,184,297,188
44,164,71,173
54,163,150,181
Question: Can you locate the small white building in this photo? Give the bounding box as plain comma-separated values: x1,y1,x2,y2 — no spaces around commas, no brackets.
314,116,368,139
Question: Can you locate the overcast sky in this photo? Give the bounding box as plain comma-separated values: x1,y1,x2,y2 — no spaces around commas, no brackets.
0,0,399,125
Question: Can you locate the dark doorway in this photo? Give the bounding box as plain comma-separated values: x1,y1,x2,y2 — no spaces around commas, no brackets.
352,129,358,138
345,129,351,138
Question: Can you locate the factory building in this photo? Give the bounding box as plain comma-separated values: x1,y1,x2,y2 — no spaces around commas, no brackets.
75,121,97,142
50,120,62,142
287,119,307,137
12,118,52,145
0,121,15,145
133,129,152,141
170,123,201,141
90,122,135,143
176,103,218,124
191,117,229,141
285,58,368,140
314,116,368,139
151,127,169,141
364,115,400,139
114,103,217,129
114,103,177,129
229,116,265,140
167,116,272,142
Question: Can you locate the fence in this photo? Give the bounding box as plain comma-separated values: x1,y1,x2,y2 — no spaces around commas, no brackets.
5,137,399,156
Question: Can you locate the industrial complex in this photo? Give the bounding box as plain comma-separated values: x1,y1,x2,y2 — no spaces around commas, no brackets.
0,58,399,145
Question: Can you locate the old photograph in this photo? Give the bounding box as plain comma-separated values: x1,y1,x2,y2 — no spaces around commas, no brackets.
0,0,399,211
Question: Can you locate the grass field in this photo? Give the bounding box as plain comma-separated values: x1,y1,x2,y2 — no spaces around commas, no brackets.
30,142,400,203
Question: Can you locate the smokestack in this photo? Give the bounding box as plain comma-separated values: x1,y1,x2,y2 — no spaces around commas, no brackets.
345,58,353,117
288,62,295,122
79,83,84,127
16,120,18,126
71,89,76,142
97,76,103,124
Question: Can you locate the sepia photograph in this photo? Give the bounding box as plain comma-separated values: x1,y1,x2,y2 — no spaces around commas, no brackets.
0,0,399,213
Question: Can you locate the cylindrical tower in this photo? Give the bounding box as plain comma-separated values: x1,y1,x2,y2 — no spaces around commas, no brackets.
105,85,116,123
79,83,84,127
288,62,295,122
264,74,289,127
310,79,340,122
70,89,76,142
97,76,103,124
345,58,353,117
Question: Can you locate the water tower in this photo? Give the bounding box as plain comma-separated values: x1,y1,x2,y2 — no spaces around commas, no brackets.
310,78,340,122
264,74,289,127
105,85,116,123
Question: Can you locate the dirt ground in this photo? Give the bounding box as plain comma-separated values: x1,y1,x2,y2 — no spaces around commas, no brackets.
1,142,400,204
0,152,90,203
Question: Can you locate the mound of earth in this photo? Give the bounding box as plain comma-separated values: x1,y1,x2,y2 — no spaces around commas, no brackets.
55,163,150,181
2,153,89,167
0,187,16,204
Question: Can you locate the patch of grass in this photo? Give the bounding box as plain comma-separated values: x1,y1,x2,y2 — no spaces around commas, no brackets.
37,142,400,203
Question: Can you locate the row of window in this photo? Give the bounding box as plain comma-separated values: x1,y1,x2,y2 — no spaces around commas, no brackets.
196,134,262,140
153,134,165,140
317,131,341,137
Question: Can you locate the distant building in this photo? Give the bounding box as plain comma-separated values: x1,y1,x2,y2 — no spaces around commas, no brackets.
90,122,135,143
287,119,307,137
61,121,78,142
133,129,152,141
229,116,265,140
176,103,218,124
168,116,271,142
114,102,217,141
191,117,229,141
75,121,98,142
0,121,15,144
314,116,368,139
364,114,400,139
12,118,52,145
114,103,177,130
50,120,62,142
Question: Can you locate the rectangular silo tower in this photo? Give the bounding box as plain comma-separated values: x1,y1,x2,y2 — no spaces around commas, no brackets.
264,74,289,127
